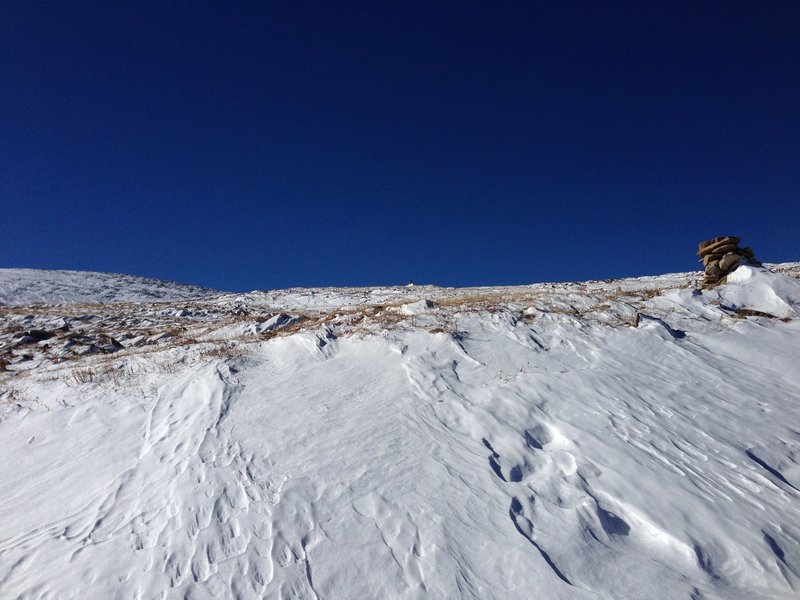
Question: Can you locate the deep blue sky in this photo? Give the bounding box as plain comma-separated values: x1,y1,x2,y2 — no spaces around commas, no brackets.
2,2,798,291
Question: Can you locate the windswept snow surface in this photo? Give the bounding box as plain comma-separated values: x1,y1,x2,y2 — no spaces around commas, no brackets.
0,269,218,306
2,264,800,599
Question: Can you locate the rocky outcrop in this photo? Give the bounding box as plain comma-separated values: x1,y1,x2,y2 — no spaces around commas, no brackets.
698,236,761,288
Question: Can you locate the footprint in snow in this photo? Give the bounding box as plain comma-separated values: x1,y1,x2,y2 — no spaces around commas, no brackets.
509,495,573,586
484,421,575,484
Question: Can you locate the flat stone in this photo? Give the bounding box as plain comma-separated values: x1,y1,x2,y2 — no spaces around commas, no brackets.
701,253,723,266
699,242,739,258
698,236,740,253
698,237,725,251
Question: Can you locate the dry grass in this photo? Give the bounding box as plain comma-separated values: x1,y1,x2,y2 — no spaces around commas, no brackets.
0,387,27,407
1,277,696,389
732,308,778,319
65,362,137,386
195,341,247,362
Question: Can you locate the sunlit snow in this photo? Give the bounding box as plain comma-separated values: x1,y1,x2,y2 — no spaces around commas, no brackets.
1,264,800,599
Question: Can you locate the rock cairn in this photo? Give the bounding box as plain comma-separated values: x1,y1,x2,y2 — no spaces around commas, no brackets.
697,236,760,288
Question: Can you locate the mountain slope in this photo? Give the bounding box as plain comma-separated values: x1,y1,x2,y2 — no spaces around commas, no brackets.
1,264,800,599
0,268,219,306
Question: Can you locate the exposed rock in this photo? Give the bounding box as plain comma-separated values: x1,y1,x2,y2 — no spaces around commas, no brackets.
697,237,760,289
15,329,56,344
697,236,732,250
719,253,741,272
698,236,740,256
700,243,738,258
98,336,124,352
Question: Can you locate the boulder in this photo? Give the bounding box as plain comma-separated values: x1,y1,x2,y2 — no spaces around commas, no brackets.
705,262,723,278
16,329,55,343
719,253,741,272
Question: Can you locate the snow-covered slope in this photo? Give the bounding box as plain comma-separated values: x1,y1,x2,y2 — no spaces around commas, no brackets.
0,268,218,306
1,264,800,599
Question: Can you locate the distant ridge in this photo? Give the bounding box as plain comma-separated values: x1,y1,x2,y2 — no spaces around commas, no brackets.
0,268,220,306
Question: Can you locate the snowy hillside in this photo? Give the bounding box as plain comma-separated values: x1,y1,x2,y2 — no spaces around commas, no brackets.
2,263,800,599
0,268,218,306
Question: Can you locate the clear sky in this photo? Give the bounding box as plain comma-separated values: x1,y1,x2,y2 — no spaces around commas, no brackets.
2,2,798,291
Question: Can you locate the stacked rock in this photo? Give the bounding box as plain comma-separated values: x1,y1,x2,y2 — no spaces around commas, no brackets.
697,236,760,288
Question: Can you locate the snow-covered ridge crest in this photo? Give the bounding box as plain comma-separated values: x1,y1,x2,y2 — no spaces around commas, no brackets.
1,263,800,599
0,268,218,306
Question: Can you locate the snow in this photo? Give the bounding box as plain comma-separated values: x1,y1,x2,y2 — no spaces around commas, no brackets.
0,268,217,306
1,264,800,598
399,299,436,315
719,264,800,318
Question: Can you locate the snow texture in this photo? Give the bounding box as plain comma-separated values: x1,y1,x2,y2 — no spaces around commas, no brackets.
0,268,217,306
1,263,800,599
